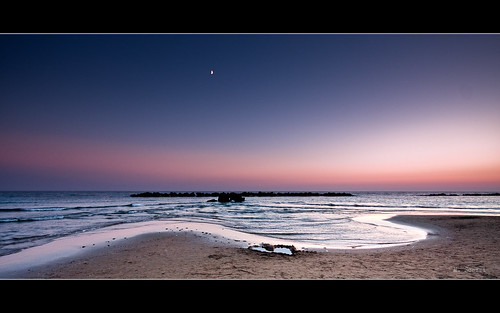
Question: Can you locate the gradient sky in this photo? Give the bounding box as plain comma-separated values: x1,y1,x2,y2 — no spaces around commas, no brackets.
1,34,500,191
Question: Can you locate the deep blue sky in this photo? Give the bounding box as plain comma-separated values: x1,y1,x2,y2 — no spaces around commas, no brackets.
1,34,500,191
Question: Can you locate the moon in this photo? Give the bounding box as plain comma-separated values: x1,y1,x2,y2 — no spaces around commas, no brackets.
210,70,214,75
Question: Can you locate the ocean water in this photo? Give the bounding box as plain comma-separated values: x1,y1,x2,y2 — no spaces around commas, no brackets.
0,191,499,257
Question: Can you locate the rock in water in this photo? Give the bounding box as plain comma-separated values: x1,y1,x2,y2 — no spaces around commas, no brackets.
229,193,245,202
218,193,231,202
217,193,245,202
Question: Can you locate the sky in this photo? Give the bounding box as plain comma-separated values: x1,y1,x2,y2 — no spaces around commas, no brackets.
1,34,500,191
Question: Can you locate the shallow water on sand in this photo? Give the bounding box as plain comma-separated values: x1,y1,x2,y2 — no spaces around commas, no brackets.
1,191,499,258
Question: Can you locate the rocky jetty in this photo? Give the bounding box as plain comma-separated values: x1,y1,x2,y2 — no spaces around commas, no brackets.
240,191,354,197
130,192,199,197
130,191,354,198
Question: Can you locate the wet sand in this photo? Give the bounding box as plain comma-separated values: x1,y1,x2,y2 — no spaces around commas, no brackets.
6,215,500,279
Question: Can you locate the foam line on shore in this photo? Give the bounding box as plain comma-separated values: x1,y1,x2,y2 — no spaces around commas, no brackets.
0,219,300,275
0,216,430,276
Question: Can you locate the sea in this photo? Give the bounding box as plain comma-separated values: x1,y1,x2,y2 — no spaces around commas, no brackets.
1,191,499,260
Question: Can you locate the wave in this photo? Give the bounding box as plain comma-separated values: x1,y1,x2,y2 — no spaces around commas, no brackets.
0,207,66,212
0,210,99,223
0,203,145,213
322,202,457,210
0,215,65,223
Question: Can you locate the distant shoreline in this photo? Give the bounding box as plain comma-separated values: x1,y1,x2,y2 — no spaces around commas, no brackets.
130,191,355,198
421,192,500,197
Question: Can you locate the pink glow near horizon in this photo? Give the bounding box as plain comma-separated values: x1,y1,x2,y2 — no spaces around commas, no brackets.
1,127,500,191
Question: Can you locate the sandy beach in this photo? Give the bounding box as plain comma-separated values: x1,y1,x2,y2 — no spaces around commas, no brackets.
6,215,500,279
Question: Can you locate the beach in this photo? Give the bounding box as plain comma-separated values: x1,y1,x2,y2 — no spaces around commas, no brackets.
7,214,500,279
3,35,500,280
